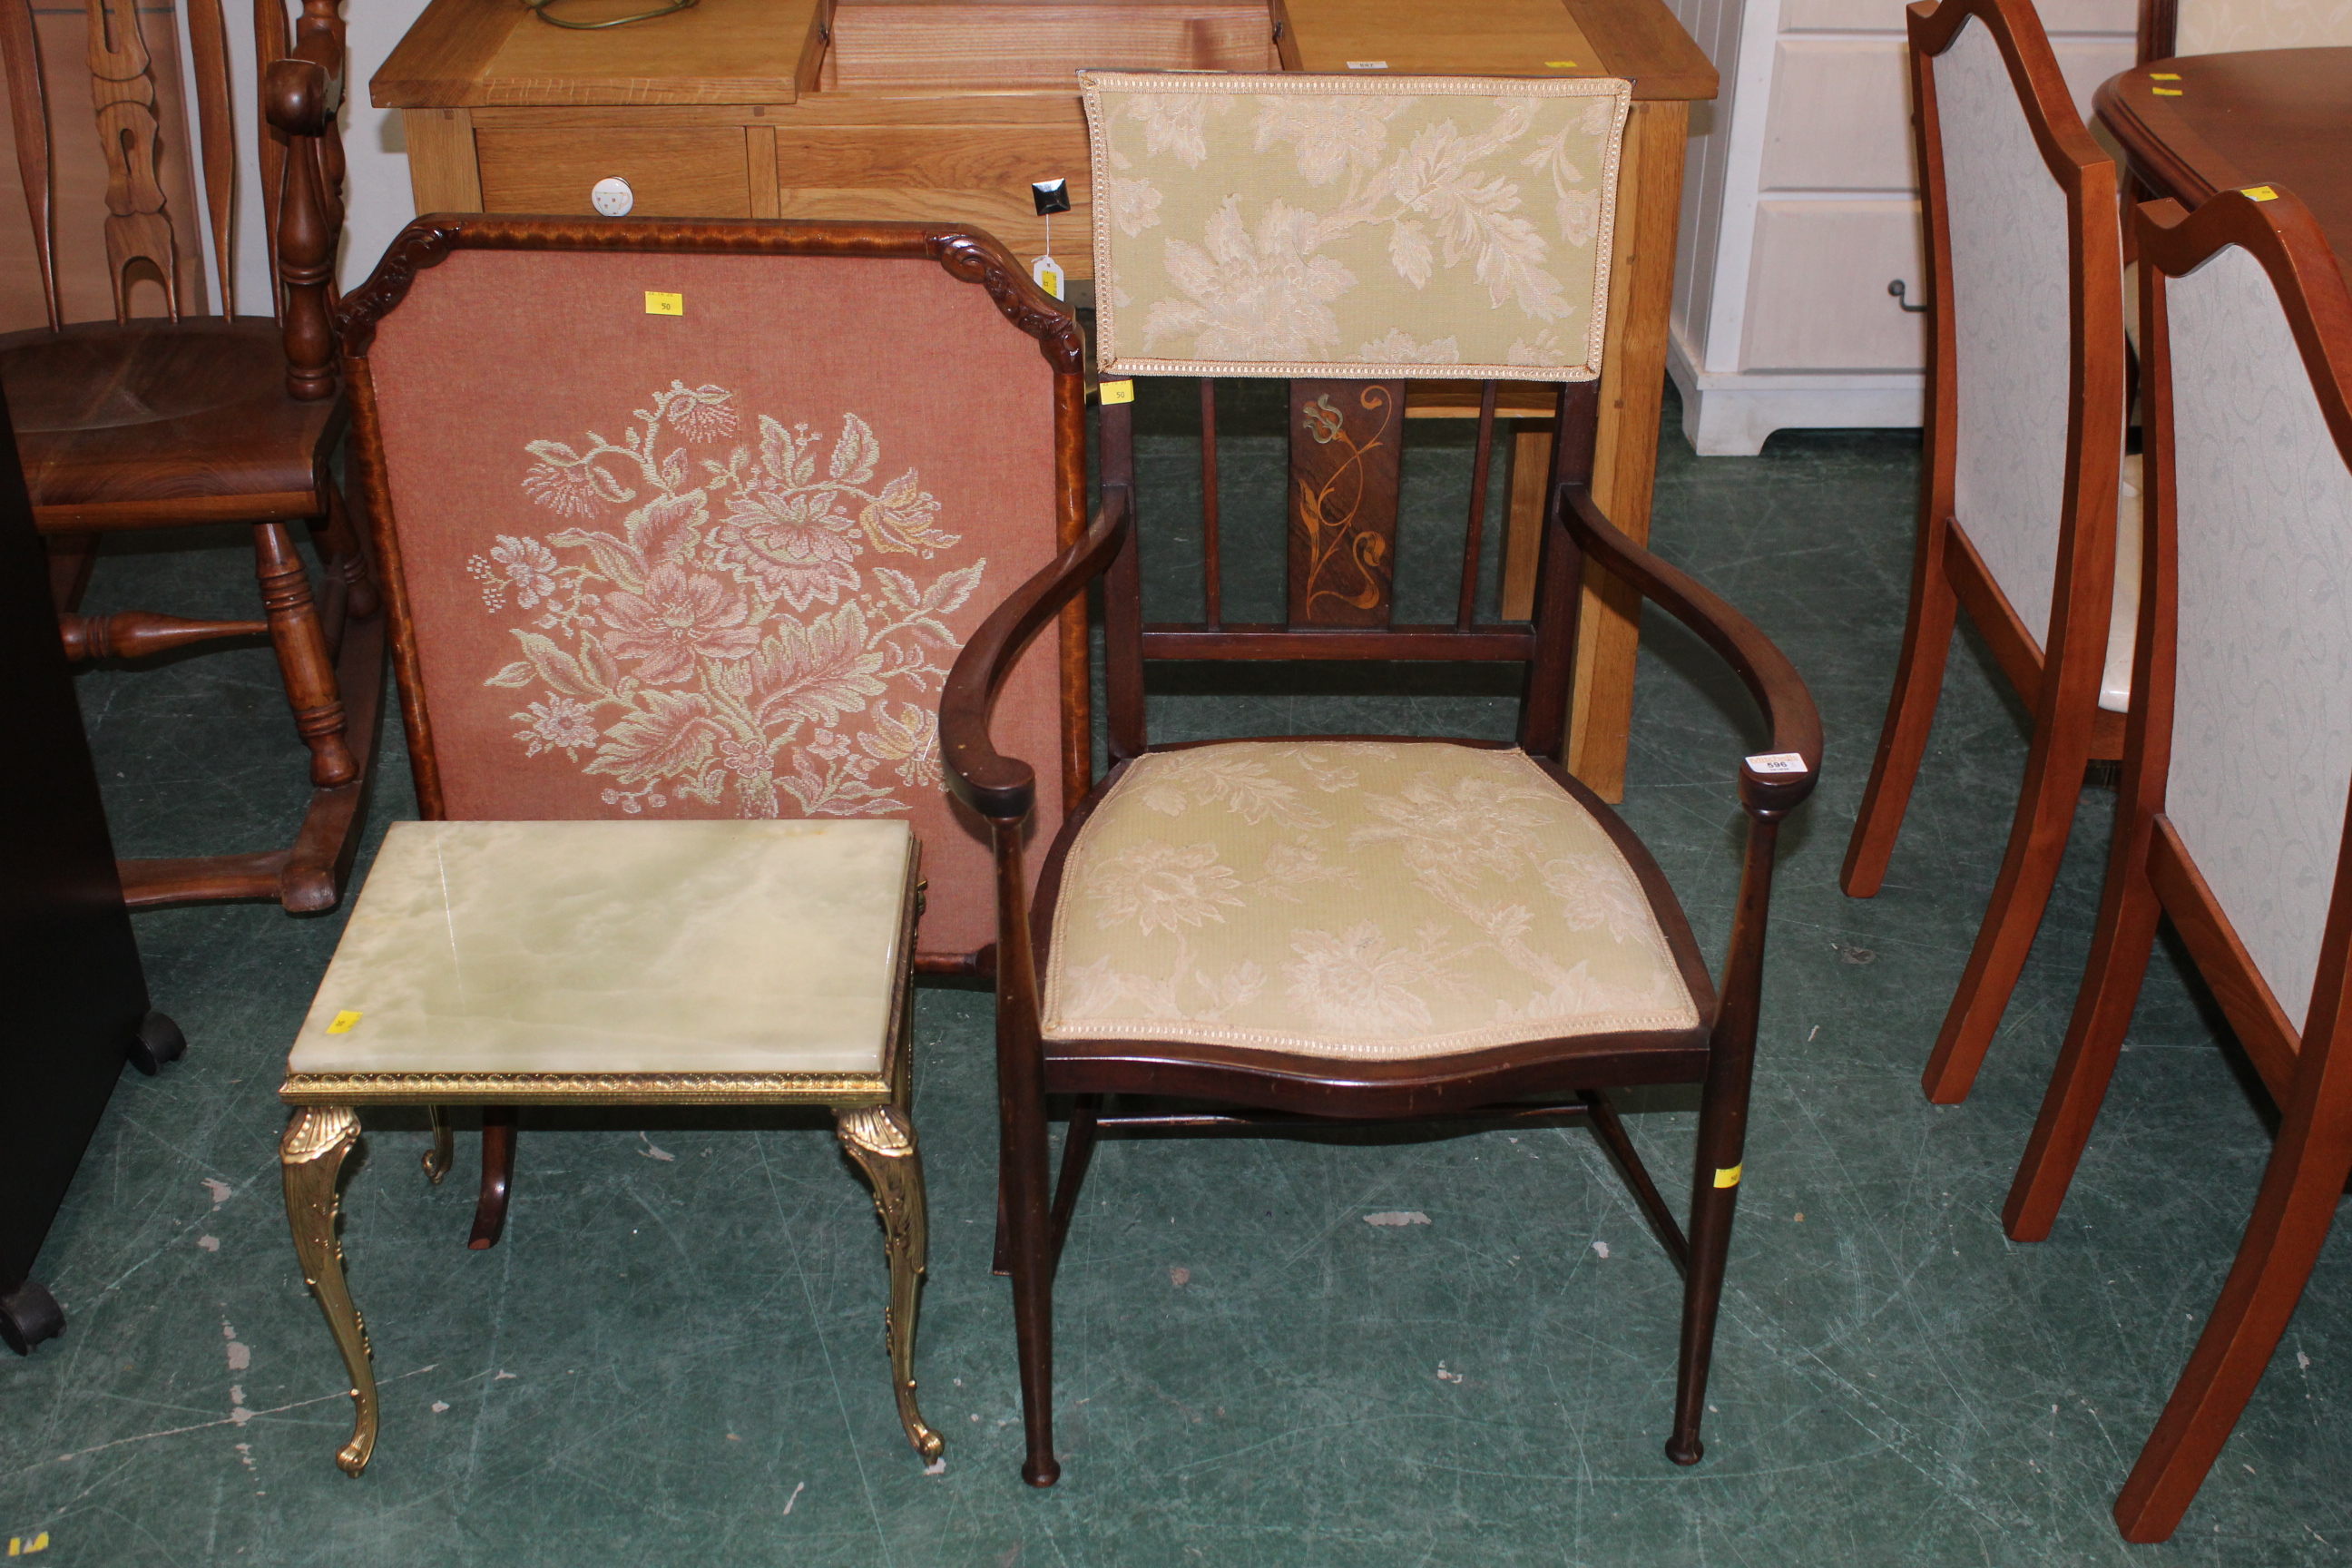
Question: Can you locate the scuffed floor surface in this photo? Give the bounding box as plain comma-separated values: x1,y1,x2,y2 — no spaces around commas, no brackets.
4,383,2342,1566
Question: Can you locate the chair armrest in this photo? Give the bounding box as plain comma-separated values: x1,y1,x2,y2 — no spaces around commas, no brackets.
1562,486,1822,817
942,487,1132,822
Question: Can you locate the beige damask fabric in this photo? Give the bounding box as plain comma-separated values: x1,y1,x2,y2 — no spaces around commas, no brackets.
1082,72,1631,382
1041,743,1699,1057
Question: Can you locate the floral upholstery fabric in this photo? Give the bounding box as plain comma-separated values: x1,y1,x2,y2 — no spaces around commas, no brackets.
362,249,1068,962
1041,743,1699,1058
1080,72,1631,382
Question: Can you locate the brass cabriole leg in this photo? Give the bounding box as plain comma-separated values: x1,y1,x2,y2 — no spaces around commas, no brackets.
835,1103,943,1464
279,1104,377,1475
422,1105,452,1185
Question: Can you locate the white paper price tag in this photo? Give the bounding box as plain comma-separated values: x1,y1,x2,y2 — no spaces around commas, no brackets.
1746,752,1808,776
1032,254,1065,300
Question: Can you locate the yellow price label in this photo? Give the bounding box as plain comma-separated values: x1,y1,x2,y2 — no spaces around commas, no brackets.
2152,86,2183,96
1545,59,1580,67
1098,379,1135,405
2150,71,2181,79
2243,185,2278,201
1712,1162,1743,1189
327,1010,363,1034
644,291,683,316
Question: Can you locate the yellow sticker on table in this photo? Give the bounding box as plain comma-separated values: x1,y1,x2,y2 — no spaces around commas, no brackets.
2152,87,2183,96
1545,59,1580,67
326,1010,362,1034
1713,1162,1743,1189
2150,71,2181,79
2243,185,2279,201
644,291,683,316
1098,379,1134,405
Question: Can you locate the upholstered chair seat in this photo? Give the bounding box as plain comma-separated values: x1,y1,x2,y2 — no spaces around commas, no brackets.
1041,742,1703,1056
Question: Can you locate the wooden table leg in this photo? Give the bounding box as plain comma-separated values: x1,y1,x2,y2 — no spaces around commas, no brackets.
1568,99,1693,803
836,1102,943,1463
280,1104,376,1476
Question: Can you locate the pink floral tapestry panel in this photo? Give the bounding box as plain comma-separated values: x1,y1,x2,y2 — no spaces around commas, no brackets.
363,249,1068,961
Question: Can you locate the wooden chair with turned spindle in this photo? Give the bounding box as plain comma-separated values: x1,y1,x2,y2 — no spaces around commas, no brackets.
0,0,381,913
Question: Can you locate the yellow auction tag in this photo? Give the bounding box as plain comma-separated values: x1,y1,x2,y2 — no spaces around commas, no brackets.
644,291,683,316
2150,71,2181,79
2243,185,2279,201
1545,59,1580,67
2152,86,2183,96
1713,1163,1743,1189
1098,378,1135,405
327,1010,363,1034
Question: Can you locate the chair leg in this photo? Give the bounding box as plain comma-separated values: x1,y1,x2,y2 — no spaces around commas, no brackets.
837,1103,944,1463
312,485,379,622
1046,1094,1102,1277
1001,1080,1059,1485
1918,708,2098,1104
280,1105,376,1475
2003,835,2163,1241
252,521,356,789
468,1108,516,1250
1581,1091,1690,1269
2112,1045,2352,1542
1842,539,1960,897
1666,1093,1745,1466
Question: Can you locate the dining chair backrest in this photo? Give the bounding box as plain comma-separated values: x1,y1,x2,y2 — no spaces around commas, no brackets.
2149,0,2352,59
2143,190,2352,1029
1915,1,2124,659
337,218,1090,973
0,0,341,328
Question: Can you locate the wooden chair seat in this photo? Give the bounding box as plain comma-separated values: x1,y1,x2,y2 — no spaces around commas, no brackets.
276,817,941,1475
1036,740,1709,1071
1,319,338,526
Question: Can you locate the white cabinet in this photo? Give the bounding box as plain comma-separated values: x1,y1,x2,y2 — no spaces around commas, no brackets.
1663,0,2133,454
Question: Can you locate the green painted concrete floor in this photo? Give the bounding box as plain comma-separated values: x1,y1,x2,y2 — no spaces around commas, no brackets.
5,381,2343,1565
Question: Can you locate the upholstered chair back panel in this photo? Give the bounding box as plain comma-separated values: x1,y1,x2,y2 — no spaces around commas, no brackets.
2164,241,2352,1027
1935,16,2073,650
1083,72,1632,382
2177,0,2352,53
363,248,1066,962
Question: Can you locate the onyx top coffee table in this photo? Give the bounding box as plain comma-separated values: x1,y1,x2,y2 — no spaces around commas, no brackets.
276,818,937,1475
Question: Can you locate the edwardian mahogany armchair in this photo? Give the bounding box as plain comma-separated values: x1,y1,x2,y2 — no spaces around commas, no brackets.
1997,187,2352,1543
334,215,1085,1247
0,0,380,911
1843,0,2141,1103
943,71,1822,1486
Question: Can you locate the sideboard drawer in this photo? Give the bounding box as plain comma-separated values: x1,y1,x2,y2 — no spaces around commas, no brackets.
1742,200,1928,372
475,128,754,219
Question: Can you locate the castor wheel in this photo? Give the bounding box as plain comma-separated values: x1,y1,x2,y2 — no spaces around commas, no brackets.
0,1281,64,1356
126,1010,186,1077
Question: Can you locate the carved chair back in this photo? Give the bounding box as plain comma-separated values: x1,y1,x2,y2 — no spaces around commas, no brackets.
2140,0,2352,62
0,0,345,331
337,219,1089,971
1910,0,2128,684
1078,70,1632,757
2137,187,2352,1054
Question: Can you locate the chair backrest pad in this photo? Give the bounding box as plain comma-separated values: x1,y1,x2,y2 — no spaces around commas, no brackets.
1083,72,1631,382
1935,15,2077,650
362,245,1068,960
2162,240,2352,1026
